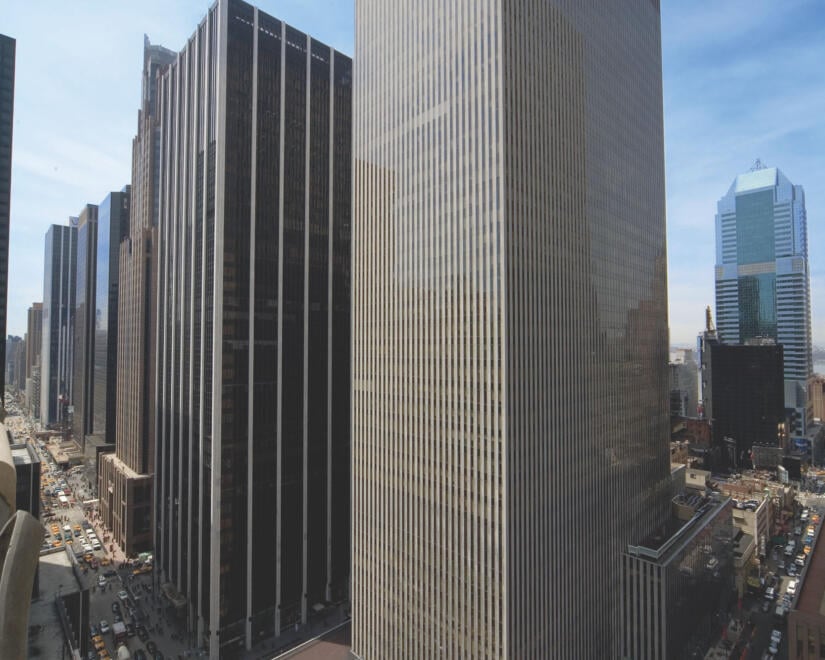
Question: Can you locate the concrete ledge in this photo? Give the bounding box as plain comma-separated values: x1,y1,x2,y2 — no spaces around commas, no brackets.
0,511,46,660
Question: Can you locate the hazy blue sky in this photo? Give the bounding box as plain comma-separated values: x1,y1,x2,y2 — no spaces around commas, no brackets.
2,1,823,347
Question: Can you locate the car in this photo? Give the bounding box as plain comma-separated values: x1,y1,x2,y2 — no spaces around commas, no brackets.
761,599,771,613
769,642,779,655
113,613,122,624
112,601,121,613
765,586,776,600
796,555,806,567
771,630,783,644
787,579,798,595
89,624,100,637
787,565,798,577
117,590,129,601
126,622,135,637
98,575,107,587
146,641,158,655
99,620,110,634
795,526,802,536
136,625,148,642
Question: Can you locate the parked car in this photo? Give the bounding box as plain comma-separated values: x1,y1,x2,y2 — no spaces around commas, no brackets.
99,620,110,634
146,640,158,655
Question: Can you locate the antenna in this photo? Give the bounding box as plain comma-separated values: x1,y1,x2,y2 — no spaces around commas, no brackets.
705,306,715,333
750,158,767,171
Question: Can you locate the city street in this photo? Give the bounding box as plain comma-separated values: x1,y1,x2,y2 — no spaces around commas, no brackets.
4,404,202,660
729,497,824,660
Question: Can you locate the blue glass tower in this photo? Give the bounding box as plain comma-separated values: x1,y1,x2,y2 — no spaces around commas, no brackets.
715,164,813,444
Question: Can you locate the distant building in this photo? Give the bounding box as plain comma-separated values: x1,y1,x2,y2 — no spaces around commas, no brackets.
699,330,786,470
810,375,825,422
714,165,813,444
40,224,77,426
5,334,24,391
670,348,699,417
25,303,43,381
623,493,734,660
0,35,16,396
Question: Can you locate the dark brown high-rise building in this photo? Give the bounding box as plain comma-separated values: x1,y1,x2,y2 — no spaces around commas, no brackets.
73,203,99,448
98,37,175,556
154,2,351,655
0,35,16,396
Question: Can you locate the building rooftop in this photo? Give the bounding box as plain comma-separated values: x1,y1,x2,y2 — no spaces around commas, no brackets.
732,167,777,195
10,442,38,466
628,493,731,563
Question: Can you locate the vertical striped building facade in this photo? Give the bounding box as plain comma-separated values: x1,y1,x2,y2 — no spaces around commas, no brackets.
0,34,14,396
154,1,351,656
352,1,670,658
41,224,77,425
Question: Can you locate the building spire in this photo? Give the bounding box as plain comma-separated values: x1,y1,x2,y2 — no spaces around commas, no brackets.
705,305,715,333
750,158,767,171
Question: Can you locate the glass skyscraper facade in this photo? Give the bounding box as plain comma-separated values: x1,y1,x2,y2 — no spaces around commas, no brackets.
715,166,813,443
353,1,671,658
154,2,351,656
41,224,77,425
93,189,129,445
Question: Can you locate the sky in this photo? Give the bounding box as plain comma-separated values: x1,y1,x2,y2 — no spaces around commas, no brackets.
1,1,823,348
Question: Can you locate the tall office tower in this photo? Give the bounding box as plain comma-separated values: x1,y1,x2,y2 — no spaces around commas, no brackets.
73,204,99,447
41,224,77,425
25,303,43,382
669,349,699,417
25,302,43,418
92,189,129,446
5,334,23,390
353,2,670,658
99,39,174,556
154,2,351,655
715,164,814,444
0,35,15,397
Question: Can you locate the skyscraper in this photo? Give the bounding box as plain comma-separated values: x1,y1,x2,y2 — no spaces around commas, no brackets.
73,203,99,447
92,189,129,446
714,164,814,444
41,224,77,426
353,1,670,658
99,39,173,557
25,302,43,419
154,2,351,655
0,35,15,396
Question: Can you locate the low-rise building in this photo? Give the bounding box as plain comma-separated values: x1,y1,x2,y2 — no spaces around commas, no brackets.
622,493,734,660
